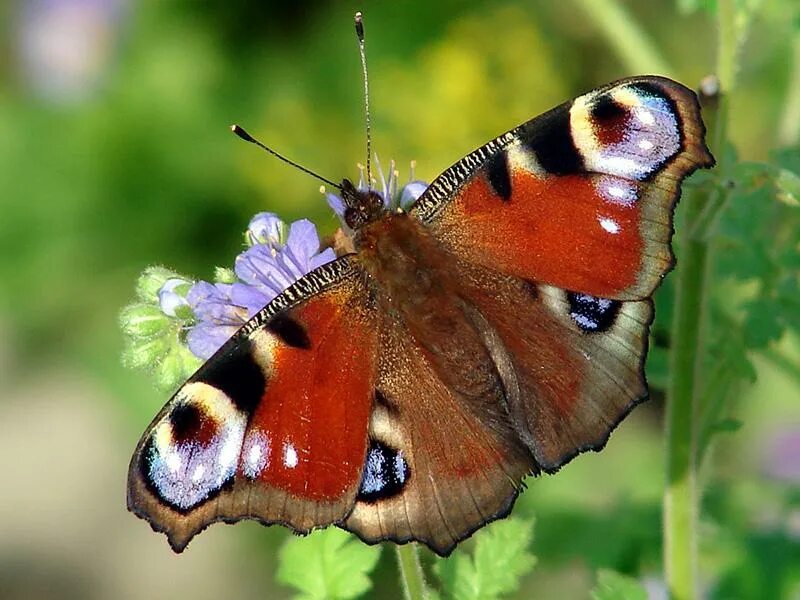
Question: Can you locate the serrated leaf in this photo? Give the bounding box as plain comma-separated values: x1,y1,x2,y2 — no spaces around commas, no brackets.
743,298,785,348
277,529,381,600
591,569,648,600
435,517,536,600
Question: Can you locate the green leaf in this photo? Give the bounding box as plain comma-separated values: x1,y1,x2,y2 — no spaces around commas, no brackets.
774,168,800,206
435,517,536,600
276,529,381,600
708,417,744,434
590,569,648,600
743,297,785,348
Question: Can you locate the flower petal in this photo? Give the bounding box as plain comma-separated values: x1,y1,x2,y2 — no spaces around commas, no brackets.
400,180,428,208
186,322,239,360
308,247,337,271
230,282,273,318
247,212,285,247
285,219,322,265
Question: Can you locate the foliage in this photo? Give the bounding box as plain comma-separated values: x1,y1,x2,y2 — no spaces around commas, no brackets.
2,0,799,598
276,528,382,600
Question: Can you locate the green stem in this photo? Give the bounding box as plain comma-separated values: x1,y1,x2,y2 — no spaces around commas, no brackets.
778,31,800,147
395,544,428,600
573,0,673,75
716,0,740,92
664,182,708,600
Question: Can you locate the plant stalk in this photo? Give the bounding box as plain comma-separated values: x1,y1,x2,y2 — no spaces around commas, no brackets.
572,0,673,75
395,544,428,600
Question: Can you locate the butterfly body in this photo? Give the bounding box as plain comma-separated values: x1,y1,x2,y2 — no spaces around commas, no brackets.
129,76,713,555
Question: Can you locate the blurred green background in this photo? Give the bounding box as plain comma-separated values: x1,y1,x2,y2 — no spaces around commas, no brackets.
1,0,798,598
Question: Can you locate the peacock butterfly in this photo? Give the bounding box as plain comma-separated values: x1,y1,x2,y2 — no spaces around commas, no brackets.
127,19,714,556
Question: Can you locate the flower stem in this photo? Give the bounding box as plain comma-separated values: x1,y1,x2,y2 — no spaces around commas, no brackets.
395,544,428,600
778,31,800,147
572,0,673,75
663,2,747,595
664,182,707,600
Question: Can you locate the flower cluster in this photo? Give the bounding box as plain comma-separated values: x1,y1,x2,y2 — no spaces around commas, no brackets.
120,160,426,389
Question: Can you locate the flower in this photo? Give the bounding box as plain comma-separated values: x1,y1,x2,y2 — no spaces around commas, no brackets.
157,277,192,318
324,158,428,221
120,267,201,391
185,214,335,359
122,164,428,387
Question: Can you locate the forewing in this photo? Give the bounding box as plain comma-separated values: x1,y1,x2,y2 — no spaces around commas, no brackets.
412,76,714,301
128,257,379,551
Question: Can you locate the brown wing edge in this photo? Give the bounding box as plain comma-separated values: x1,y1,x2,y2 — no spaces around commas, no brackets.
339,483,526,557
537,298,655,475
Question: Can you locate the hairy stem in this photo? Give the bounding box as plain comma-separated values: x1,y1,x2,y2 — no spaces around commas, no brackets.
396,544,428,600
573,0,673,75
664,181,708,600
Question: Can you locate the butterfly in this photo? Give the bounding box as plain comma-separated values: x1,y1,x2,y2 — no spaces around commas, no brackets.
128,75,714,556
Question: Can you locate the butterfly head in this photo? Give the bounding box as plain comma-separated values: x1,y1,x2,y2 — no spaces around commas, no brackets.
341,178,387,230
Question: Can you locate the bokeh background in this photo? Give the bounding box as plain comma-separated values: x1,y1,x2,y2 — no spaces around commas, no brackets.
1,1,798,598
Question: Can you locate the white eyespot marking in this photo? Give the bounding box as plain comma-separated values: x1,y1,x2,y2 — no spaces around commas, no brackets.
241,429,270,479
283,441,298,469
599,217,620,234
638,139,654,150
191,463,206,483
635,108,656,126
145,382,247,510
571,84,681,180
594,175,639,207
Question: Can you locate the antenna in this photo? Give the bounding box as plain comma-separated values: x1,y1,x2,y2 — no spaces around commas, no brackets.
354,12,372,188
230,124,342,190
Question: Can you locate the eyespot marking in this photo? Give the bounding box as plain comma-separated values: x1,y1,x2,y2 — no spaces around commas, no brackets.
567,292,620,333
357,440,410,503
142,383,247,511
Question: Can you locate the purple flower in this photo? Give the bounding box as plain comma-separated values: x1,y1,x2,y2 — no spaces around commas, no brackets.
324,158,428,220
157,277,191,317
185,282,247,359
185,215,335,359
762,427,800,483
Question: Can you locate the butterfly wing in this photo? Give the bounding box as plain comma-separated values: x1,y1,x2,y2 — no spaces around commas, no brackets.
127,257,380,552
453,259,654,470
342,281,534,556
412,76,714,301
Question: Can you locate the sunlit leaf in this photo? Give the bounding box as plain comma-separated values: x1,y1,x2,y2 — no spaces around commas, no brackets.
435,517,536,600
277,529,381,600
591,569,648,600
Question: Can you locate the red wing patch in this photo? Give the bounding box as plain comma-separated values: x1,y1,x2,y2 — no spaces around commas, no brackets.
434,169,645,299
127,258,379,552
242,292,377,501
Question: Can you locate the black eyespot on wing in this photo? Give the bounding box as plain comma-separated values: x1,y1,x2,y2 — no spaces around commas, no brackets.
591,93,627,123
485,152,512,201
193,337,265,414
567,292,620,333
169,402,204,442
357,440,410,503
523,102,584,175
267,314,311,350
